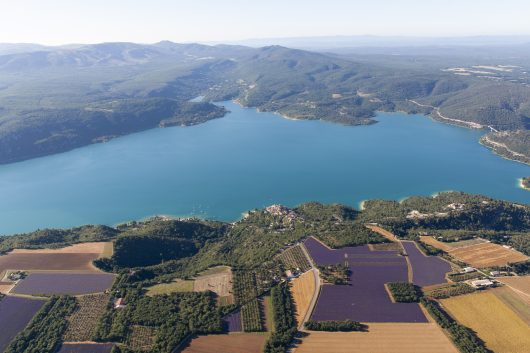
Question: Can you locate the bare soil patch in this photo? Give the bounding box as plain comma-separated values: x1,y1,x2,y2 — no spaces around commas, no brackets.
181,333,266,353
194,266,233,298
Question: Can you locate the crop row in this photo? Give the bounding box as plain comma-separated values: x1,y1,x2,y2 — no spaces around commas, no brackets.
448,272,482,282
277,245,311,272
64,294,111,342
233,270,258,304
424,283,475,299
241,299,264,332
128,325,156,351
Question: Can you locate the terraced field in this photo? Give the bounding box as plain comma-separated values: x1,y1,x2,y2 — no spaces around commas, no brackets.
441,291,530,353
294,323,458,353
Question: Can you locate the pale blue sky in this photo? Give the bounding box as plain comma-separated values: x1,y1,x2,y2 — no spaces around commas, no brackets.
1,0,530,45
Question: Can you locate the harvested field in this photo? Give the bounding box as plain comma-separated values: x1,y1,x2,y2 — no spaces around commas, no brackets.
402,241,451,287
12,272,115,295
492,286,530,325
146,279,194,296
128,325,156,351
181,333,266,353
365,225,399,241
419,236,453,252
10,242,110,254
294,323,458,353
277,245,311,272
0,296,46,352
223,310,242,332
497,275,530,299
420,236,528,268
64,293,111,341
442,291,530,353
194,266,233,298
290,270,316,325
305,237,426,322
0,281,14,294
58,343,114,353
450,242,528,267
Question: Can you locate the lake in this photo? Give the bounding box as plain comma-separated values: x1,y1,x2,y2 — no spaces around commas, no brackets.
1,101,529,235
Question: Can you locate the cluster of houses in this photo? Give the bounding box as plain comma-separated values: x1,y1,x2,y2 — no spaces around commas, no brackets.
459,266,497,289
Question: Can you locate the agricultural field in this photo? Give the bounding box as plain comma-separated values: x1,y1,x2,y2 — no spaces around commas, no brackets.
293,323,458,353
241,298,264,332
420,236,529,267
441,291,530,353
497,275,530,298
222,310,242,332
12,272,115,295
146,279,194,296
277,245,311,272
0,296,46,352
0,281,14,294
290,270,316,326
492,286,530,325
181,333,266,353
64,293,111,341
57,343,114,353
194,266,233,303
0,242,111,277
128,325,156,351
402,241,451,287
305,237,427,322
423,283,475,299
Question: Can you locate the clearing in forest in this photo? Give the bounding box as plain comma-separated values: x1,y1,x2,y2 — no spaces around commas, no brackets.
290,270,316,326
146,279,194,296
194,266,234,303
294,323,458,353
441,291,530,353
181,333,266,353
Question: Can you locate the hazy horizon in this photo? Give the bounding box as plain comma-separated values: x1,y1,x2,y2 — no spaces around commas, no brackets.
2,0,530,46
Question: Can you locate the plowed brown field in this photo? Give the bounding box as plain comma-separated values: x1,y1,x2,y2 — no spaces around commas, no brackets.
182,333,266,353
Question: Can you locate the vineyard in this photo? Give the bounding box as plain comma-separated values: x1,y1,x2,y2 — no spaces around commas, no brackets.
63,294,110,342
277,245,311,273
448,272,482,282
233,271,258,304
424,283,475,299
128,325,156,351
241,299,264,332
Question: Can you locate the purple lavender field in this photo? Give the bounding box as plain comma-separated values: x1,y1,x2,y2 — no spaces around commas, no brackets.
402,241,451,287
58,343,114,353
0,296,46,352
222,310,242,332
305,237,427,322
12,272,115,295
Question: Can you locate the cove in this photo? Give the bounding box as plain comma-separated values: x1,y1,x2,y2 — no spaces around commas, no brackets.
0,101,529,235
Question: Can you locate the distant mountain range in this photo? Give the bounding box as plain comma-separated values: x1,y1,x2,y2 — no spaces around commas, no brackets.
0,40,529,164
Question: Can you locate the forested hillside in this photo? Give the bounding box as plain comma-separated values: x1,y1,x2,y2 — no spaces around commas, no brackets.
1,42,530,164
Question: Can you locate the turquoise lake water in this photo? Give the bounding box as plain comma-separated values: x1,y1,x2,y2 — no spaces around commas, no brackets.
1,101,529,235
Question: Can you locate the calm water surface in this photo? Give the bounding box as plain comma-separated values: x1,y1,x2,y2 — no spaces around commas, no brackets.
1,101,529,235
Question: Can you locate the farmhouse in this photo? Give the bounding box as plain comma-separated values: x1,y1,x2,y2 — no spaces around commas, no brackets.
470,279,494,288
462,267,476,273
114,298,126,309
